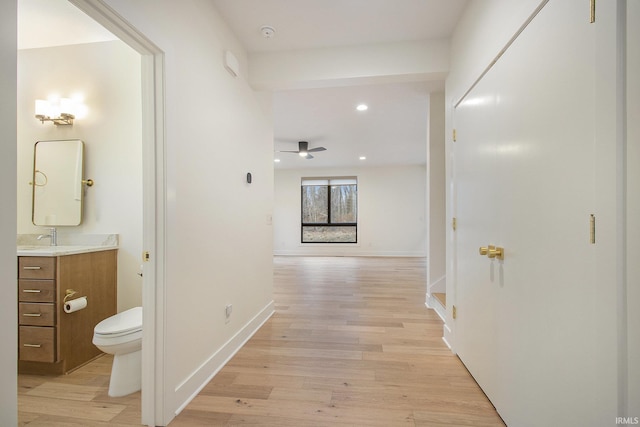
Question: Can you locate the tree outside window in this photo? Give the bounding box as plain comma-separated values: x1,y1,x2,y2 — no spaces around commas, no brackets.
301,178,357,243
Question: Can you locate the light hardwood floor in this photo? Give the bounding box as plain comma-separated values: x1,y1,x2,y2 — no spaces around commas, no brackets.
173,257,504,426
18,256,504,426
18,353,141,426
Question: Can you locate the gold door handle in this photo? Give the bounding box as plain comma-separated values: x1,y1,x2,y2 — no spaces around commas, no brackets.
479,246,489,256
487,246,505,260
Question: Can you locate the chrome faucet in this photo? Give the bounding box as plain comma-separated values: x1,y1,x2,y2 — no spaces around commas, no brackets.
37,227,57,246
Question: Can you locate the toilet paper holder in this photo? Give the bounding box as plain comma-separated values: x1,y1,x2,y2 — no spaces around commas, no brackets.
63,289,88,314
63,289,87,303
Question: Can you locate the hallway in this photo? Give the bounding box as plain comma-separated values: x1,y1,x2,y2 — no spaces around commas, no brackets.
17,257,503,426
173,257,504,426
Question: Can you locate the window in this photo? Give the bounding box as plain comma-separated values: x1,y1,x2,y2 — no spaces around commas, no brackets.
301,178,357,243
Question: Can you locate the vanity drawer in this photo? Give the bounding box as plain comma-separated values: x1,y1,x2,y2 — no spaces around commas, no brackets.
18,280,55,303
19,326,55,363
19,303,55,326
18,257,56,280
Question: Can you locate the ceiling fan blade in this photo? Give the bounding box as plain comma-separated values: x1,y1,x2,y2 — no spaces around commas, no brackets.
277,141,325,157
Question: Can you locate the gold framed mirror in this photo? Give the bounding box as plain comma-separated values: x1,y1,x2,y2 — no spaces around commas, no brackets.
32,139,85,226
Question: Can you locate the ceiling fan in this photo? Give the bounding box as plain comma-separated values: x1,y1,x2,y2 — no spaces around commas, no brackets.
279,141,326,159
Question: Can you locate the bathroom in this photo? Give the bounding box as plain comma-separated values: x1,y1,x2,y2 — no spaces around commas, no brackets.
17,0,144,403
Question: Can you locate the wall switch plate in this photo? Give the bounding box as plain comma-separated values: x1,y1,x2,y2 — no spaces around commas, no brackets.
225,304,233,322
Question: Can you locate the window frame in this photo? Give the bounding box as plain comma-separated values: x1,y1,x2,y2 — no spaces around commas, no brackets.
300,178,358,244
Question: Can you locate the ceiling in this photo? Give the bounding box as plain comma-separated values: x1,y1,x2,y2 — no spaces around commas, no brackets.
273,81,442,169
18,0,117,50
213,0,468,169
18,0,468,169
211,0,467,53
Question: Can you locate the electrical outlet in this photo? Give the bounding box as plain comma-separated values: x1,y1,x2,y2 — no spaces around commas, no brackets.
225,304,233,322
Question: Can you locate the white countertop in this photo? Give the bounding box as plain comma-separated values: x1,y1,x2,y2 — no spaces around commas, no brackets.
17,245,119,257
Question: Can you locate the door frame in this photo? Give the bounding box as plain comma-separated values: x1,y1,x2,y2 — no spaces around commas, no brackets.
68,1,166,424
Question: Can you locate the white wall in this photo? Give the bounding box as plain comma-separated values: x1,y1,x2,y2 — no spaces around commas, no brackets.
274,165,426,257
101,1,274,423
0,2,17,424
17,40,143,311
446,0,544,105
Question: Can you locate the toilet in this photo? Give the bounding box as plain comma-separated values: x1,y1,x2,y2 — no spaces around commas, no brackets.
92,306,143,397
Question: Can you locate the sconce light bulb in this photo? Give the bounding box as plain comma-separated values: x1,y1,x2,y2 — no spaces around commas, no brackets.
35,100,48,118
59,98,73,115
34,95,83,125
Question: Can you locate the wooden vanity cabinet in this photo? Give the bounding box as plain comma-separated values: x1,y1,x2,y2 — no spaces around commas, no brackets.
17,250,117,375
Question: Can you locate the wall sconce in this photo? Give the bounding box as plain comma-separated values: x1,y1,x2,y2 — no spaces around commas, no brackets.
35,97,82,125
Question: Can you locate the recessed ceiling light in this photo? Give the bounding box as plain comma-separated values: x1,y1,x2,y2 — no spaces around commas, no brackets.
356,104,368,111
274,158,280,163
359,156,367,160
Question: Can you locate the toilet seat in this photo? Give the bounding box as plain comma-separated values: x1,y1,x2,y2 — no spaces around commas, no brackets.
94,306,142,338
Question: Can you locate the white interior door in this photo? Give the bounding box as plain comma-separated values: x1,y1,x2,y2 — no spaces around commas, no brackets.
454,82,500,400
453,1,610,425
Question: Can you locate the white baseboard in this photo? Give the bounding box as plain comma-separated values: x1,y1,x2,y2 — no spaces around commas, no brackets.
172,300,275,417
426,294,454,354
425,295,433,309
273,250,426,257
443,323,454,354
426,293,446,323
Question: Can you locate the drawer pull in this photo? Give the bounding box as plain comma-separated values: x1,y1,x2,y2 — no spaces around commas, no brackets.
23,344,42,348
23,266,42,270
23,313,42,317
22,289,42,293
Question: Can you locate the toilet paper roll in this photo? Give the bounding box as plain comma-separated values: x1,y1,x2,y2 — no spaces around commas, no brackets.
64,296,87,314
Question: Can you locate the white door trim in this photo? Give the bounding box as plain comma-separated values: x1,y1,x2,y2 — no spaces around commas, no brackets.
67,1,166,425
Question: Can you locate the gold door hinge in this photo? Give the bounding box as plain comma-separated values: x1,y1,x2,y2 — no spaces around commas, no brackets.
452,305,457,320
452,217,457,231
143,251,150,262
453,129,457,142
590,0,596,23
590,214,596,244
